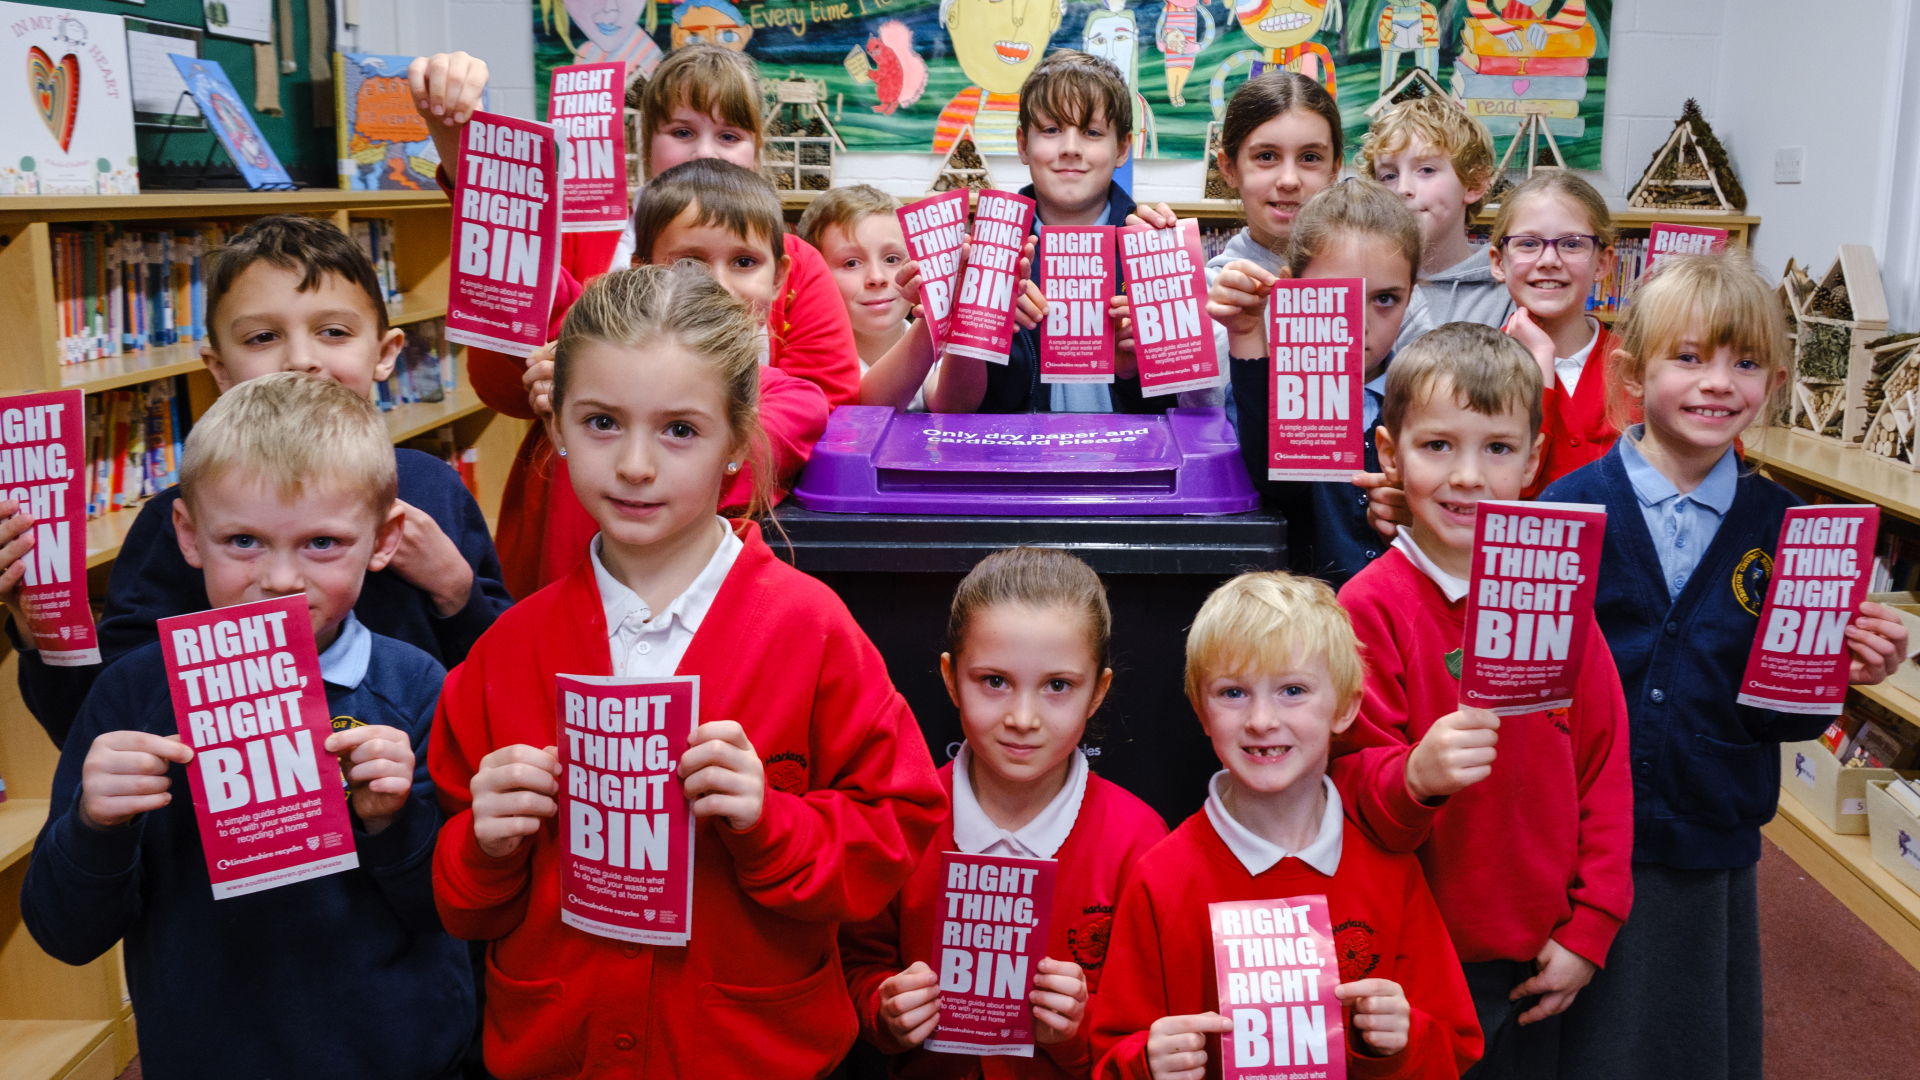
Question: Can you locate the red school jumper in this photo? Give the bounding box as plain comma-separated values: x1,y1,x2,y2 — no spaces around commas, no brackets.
840,764,1169,1079
470,232,858,599
1332,548,1634,968
1525,322,1618,499
1089,811,1482,1080
430,521,947,1079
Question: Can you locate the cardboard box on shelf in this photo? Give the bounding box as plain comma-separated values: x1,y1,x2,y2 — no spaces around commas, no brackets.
1783,740,1920,834
1866,779,1920,896
1866,591,1920,701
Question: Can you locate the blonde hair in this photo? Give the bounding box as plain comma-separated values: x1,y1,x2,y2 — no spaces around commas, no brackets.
1285,178,1422,286
636,44,763,180
795,184,901,252
948,547,1111,669
553,264,774,519
1356,96,1498,224
181,372,396,520
1489,170,1616,249
1381,321,1544,439
1609,249,1789,433
1184,572,1365,715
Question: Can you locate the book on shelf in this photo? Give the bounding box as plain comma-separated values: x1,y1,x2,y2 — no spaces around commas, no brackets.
51,223,245,364
374,317,457,413
351,218,403,305
82,378,188,519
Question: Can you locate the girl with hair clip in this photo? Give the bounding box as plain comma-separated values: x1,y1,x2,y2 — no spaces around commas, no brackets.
839,547,1168,1078
1541,251,1909,1080
409,48,860,599
430,264,945,1080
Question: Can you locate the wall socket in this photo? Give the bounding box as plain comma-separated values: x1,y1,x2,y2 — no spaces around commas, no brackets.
1775,146,1805,184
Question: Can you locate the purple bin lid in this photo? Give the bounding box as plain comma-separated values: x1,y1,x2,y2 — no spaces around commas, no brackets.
791,406,1259,516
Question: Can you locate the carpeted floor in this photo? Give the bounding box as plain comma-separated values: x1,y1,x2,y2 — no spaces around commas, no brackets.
111,837,1920,1080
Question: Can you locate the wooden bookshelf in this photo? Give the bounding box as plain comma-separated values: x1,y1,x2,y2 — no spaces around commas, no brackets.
1749,428,1920,526
1766,781,1920,968
0,191,447,227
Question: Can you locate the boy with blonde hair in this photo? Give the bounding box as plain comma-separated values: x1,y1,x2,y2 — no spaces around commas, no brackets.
797,184,941,411
1092,571,1480,1079
23,373,473,1080
1334,323,1632,1079
1358,98,1512,352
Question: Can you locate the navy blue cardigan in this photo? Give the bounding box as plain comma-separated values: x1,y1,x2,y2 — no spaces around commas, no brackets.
22,633,474,1080
1543,443,1827,869
15,448,513,747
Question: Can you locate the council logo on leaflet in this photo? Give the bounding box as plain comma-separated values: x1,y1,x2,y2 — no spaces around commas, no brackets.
1732,548,1773,617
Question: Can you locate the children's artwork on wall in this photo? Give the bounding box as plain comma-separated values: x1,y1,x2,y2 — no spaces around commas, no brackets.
0,3,140,195
168,53,295,190
532,0,1610,165
335,53,488,191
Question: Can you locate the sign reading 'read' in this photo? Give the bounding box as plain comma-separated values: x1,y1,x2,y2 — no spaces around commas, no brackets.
446,111,564,358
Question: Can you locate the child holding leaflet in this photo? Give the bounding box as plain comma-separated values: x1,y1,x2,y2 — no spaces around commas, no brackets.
1090,571,1481,1079
22,374,473,1080
3,214,512,747
840,547,1168,1076
1357,96,1510,352
1335,323,1633,1079
1486,173,1621,494
797,185,945,411
1542,252,1908,1080
1207,181,1419,584
430,266,945,1078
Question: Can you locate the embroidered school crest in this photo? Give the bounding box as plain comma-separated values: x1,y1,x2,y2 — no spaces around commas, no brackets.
764,752,809,795
1069,905,1114,970
330,715,365,732
1732,549,1773,616
1547,707,1571,735
1334,919,1379,982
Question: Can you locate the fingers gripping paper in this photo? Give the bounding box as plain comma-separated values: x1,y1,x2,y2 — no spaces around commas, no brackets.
446,111,565,358
164,595,357,899
1738,505,1878,714
1211,895,1346,1080
928,852,1057,1057
1462,501,1606,715
1268,279,1365,481
3,389,97,666
557,674,697,945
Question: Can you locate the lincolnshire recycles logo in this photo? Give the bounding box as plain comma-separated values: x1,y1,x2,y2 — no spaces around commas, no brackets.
1732,549,1773,616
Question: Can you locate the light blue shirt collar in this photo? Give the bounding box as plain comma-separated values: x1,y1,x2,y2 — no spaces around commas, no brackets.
318,612,371,689
1362,355,1392,431
1618,425,1737,514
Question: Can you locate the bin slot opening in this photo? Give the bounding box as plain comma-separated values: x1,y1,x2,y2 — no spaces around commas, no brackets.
876,469,1178,494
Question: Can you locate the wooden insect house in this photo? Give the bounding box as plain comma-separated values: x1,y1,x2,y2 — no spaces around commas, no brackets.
761,75,843,191
1773,259,1811,427
1365,67,1453,120
930,127,994,194
1788,245,1889,443
1628,99,1745,212
1859,334,1920,468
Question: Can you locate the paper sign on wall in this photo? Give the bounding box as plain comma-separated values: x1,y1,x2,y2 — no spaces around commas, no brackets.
945,190,1033,364
547,62,628,233
1737,505,1879,715
557,673,697,946
1267,278,1365,481
2,390,96,666
446,112,565,358
164,595,356,899
1462,501,1606,714
896,191,968,354
1120,220,1222,397
1210,895,1346,1080
1646,222,1729,274
927,852,1056,1058
1039,225,1114,384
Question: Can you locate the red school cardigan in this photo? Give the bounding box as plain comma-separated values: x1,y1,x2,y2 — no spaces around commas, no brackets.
471,232,855,599
1525,322,1618,499
839,763,1169,1079
430,521,947,1079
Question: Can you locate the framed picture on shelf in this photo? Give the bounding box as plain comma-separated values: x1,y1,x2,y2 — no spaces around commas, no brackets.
125,18,207,130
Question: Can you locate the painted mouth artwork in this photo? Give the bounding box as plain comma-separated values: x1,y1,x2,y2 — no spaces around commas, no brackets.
994,40,1032,63
1257,11,1312,32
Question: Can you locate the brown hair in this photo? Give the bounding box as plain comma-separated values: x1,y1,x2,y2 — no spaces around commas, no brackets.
1380,321,1544,439
182,371,397,521
632,158,785,267
553,264,775,519
1285,178,1422,285
1017,49,1134,149
948,547,1112,671
795,184,901,251
1356,96,1498,224
1489,170,1616,249
1608,249,1790,434
1219,72,1344,178
1185,571,1365,716
203,215,388,346
635,44,763,180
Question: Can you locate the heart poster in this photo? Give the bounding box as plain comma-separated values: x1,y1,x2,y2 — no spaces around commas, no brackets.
0,4,139,195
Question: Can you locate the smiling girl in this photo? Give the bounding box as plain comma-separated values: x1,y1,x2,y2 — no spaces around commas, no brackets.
840,547,1167,1077
429,265,945,1079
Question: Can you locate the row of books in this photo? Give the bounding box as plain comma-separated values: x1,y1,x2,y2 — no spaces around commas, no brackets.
376,318,459,412
51,218,407,366
83,380,189,518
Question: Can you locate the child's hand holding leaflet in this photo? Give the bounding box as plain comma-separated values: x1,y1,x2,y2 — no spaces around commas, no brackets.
470,743,561,859
1405,707,1501,802
79,731,195,830
325,725,416,834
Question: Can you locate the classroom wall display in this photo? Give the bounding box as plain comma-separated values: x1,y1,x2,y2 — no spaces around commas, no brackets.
169,52,294,189
531,0,1611,165
0,3,141,195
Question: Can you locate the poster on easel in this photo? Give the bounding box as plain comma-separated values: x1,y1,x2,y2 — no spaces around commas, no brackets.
0,3,140,195
168,54,294,191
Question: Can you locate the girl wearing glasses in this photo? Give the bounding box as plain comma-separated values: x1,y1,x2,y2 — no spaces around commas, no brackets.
1487,172,1620,496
